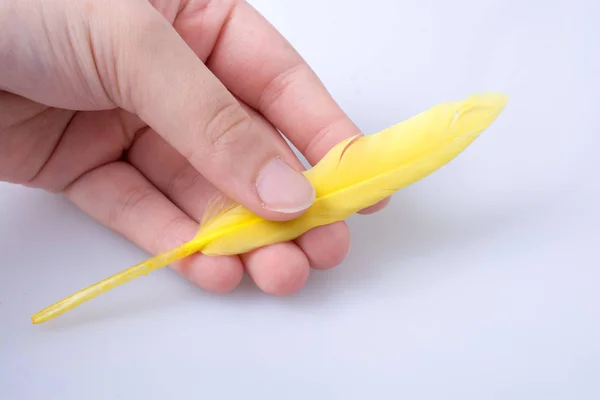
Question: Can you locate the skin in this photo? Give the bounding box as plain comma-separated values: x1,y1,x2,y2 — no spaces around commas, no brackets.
0,0,389,296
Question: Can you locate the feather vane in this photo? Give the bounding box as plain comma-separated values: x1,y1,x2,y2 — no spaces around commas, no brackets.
31,92,508,324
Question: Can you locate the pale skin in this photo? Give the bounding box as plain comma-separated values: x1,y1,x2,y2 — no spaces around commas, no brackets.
0,0,389,296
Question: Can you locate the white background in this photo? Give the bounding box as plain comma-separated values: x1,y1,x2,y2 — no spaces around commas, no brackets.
2,0,599,398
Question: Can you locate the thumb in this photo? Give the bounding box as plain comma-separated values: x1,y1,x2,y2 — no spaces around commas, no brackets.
106,2,315,220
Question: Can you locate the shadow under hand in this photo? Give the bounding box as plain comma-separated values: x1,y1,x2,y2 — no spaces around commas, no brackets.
277,189,544,308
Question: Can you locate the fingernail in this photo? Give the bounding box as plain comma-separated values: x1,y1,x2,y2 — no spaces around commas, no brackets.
256,158,315,213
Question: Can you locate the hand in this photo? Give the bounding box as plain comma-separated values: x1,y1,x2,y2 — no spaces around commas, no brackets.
0,0,388,295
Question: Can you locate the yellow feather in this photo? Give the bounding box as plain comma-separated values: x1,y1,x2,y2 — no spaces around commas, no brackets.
31,92,508,324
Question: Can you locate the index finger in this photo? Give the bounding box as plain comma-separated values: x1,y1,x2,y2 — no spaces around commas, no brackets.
204,1,362,164
202,1,389,213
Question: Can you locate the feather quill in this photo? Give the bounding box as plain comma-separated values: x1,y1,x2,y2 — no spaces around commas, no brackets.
31,92,508,324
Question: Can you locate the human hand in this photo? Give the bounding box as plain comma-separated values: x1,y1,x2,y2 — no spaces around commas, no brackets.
0,0,388,295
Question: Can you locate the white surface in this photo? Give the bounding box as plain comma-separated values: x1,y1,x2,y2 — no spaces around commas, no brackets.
2,0,600,398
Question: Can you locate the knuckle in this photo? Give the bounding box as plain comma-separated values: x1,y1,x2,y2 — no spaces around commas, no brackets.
175,0,239,18
302,114,349,157
165,164,203,199
155,216,192,252
202,101,252,154
257,62,305,112
108,184,159,229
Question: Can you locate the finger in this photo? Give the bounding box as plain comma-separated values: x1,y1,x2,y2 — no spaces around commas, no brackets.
126,99,301,219
357,196,392,215
294,222,351,271
128,129,313,294
241,242,310,296
64,161,244,293
128,100,352,271
127,127,219,222
194,1,390,210
101,1,315,220
22,109,145,193
201,2,355,162
128,127,313,294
